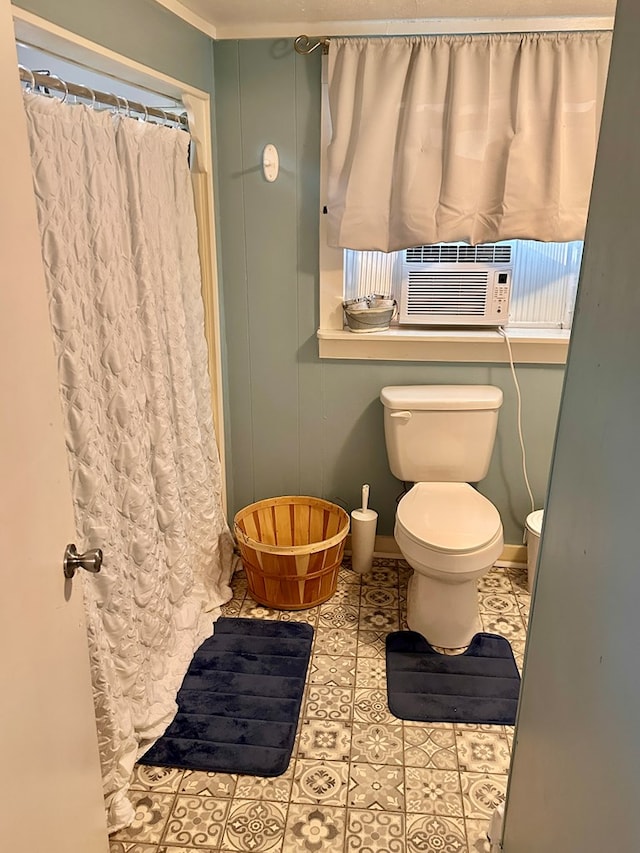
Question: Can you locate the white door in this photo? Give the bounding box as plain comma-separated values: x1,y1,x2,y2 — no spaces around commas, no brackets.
0,2,108,851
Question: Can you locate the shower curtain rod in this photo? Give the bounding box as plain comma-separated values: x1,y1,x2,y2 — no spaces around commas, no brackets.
18,65,189,129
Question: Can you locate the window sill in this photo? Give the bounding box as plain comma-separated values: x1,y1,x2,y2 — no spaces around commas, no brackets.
317,326,570,364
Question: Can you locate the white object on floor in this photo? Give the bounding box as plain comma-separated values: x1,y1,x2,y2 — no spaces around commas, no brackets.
381,385,504,648
525,509,545,593
488,802,505,851
351,484,378,574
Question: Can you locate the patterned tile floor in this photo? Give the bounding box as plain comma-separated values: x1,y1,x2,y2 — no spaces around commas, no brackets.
111,557,529,853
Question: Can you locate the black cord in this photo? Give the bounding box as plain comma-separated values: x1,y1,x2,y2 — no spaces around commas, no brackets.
396,482,413,504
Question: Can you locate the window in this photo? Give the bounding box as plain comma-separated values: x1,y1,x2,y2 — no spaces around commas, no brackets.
317,48,584,364
344,240,584,329
318,236,576,364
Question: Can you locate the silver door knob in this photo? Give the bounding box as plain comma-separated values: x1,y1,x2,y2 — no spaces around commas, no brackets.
63,544,103,579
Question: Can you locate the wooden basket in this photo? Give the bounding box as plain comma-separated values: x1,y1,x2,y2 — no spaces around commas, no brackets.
234,496,350,610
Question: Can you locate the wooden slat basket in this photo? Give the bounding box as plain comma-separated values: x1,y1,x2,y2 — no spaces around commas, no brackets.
234,496,350,610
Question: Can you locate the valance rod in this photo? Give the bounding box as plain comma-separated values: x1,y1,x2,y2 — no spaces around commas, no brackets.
293,17,615,53
294,35,329,55
18,65,188,129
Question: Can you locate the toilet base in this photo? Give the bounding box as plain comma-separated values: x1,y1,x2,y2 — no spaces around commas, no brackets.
406,571,482,649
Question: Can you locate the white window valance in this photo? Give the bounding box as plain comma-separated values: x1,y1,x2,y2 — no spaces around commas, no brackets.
326,32,612,252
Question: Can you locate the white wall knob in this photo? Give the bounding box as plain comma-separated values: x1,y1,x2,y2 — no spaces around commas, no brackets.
262,143,279,182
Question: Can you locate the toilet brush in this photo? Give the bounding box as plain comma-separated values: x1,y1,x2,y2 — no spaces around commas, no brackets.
350,484,378,575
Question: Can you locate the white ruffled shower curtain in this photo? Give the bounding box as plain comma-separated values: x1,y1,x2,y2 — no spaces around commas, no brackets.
23,92,235,832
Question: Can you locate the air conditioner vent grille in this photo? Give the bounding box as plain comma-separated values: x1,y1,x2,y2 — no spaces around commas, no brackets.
405,244,512,264
405,271,489,316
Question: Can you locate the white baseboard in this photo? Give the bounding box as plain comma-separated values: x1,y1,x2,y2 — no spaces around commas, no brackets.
346,534,528,566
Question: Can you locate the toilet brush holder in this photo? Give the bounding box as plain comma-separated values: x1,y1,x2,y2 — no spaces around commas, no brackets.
350,508,378,575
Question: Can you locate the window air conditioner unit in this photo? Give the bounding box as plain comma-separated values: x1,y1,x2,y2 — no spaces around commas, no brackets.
399,244,512,326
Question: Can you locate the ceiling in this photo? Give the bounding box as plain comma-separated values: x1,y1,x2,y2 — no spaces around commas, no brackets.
152,0,616,40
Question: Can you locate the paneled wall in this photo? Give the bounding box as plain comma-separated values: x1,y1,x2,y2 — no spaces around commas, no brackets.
214,40,565,544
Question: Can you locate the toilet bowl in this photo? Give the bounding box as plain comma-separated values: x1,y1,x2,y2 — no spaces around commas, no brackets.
380,385,505,649
395,482,503,648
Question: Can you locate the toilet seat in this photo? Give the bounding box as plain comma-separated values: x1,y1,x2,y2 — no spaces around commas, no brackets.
396,482,502,554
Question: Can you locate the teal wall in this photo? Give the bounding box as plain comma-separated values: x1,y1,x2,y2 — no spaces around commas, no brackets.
214,39,566,544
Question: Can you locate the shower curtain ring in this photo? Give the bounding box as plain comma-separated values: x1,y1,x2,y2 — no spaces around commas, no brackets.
115,95,131,117
141,103,149,122
104,93,118,114
76,83,96,109
45,73,68,102
18,65,36,91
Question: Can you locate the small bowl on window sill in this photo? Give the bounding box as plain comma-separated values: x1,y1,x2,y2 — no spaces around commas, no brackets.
343,295,397,333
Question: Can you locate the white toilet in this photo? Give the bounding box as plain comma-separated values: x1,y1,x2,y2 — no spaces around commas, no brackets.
380,385,504,649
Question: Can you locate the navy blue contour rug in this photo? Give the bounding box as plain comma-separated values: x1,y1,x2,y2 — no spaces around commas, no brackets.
140,617,313,776
386,630,520,725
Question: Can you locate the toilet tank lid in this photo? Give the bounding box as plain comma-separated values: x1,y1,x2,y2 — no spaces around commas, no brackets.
380,385,503,411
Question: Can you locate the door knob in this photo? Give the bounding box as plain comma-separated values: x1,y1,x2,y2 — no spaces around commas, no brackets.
63,544,103,579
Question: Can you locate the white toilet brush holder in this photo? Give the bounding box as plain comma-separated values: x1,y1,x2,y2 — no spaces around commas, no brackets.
350,484,378,575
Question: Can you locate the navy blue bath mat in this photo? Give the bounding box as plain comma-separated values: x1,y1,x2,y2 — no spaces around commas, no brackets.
139,617,313,776
386,631,520,725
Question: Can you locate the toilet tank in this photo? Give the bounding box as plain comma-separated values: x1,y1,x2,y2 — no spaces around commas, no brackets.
380,385,503,483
